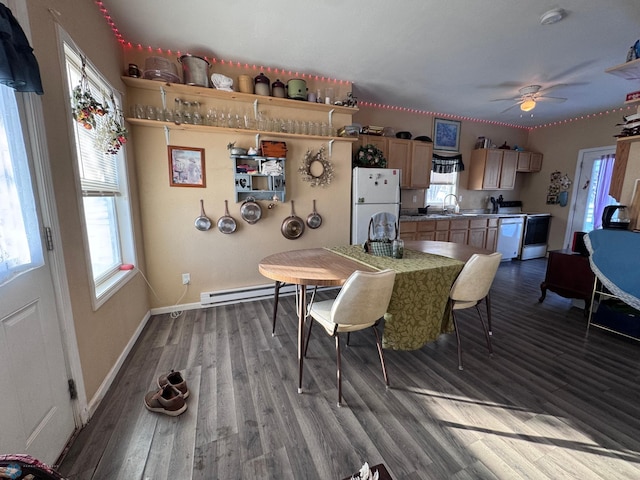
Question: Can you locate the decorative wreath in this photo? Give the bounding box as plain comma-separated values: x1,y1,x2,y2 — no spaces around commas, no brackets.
299,145,334,188
354,143,387,168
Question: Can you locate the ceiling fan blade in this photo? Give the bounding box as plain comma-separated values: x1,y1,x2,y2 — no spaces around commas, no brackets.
537,95,567,103
490,96,520,102
500,102,522,113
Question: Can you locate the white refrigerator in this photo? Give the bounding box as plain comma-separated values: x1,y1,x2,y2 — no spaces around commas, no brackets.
351,167,401,245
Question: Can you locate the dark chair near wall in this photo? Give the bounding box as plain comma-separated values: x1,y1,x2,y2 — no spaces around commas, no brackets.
448,252,502,370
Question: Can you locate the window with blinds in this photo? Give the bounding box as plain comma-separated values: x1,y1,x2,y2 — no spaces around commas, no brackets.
63,37,135,303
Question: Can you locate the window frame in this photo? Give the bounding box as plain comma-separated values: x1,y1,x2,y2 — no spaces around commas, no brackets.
59,29,137,309
426,170,459,209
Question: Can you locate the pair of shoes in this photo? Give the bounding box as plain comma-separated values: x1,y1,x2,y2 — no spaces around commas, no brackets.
144,384,187,416
158,370,189,399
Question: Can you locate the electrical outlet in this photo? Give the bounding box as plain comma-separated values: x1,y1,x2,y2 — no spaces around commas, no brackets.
182,273,190,285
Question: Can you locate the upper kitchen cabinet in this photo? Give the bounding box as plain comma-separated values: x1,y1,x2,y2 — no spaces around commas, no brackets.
356,135,432,188
467,148,517,190
358,134,388,158
387,138,433,188
516,151,543,172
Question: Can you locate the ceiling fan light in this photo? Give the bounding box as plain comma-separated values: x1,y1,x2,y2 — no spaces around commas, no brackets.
520,99,536,112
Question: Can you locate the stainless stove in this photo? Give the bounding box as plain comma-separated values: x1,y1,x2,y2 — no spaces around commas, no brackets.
497,201,551,260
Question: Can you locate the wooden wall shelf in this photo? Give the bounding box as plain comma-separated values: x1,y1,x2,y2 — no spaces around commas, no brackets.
121,76,358,115
605,58,640,80
125,117,358,143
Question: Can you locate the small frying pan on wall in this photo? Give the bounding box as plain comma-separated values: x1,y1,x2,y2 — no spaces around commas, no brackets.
281,200,305,239
217,200,237,234
195,199,212,231
306,200,322,229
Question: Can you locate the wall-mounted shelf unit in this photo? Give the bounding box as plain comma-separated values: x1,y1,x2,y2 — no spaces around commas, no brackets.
232,155,286,203
121,76,359,115
125,117,358,143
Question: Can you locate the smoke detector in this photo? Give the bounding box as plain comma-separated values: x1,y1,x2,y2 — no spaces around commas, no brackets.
540,8,566,25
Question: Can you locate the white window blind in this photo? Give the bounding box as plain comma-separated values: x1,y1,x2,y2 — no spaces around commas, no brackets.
64,46,120,195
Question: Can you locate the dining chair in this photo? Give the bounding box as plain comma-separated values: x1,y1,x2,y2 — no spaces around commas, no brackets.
448,252,502,370
303,269,396,406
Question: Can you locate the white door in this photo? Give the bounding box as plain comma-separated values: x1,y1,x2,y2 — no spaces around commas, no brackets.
565,146,616,248
0,83,76,462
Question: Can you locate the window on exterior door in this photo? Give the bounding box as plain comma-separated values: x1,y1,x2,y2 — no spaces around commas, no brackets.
0,84,44,285
62,35,136,307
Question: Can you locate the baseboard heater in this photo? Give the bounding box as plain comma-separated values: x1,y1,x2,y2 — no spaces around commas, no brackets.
200,283,336,308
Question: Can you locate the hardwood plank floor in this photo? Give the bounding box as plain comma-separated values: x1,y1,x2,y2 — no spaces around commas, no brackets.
57,258,640,479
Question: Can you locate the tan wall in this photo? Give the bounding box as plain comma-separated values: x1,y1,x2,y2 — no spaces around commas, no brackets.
25,1,149,402
353,107,529,210
524,114,620,250
128,89,356,307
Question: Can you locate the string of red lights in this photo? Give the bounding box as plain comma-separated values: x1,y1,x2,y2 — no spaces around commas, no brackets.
94,0,635,132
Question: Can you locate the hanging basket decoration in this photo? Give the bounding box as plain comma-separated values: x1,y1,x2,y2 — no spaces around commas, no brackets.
95,92,128,154
299,145,334,188
354,143,387,168
71,57,107,129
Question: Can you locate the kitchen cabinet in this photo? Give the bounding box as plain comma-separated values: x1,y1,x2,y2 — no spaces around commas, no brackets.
358,135,388,159
516,151,543,172
232,154,285,203
387,138,432,188
401,218,498,248
467,148,518,190
468,218,488,248
486,218,498,251
358,136,432,188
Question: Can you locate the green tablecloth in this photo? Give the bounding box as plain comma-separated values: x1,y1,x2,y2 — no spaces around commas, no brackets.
328,245,464,350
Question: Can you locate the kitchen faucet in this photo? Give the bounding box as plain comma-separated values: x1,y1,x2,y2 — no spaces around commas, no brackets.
443,194,459,213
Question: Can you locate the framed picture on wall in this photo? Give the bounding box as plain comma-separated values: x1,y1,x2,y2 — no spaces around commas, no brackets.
168,146,206,187
433,118,461,152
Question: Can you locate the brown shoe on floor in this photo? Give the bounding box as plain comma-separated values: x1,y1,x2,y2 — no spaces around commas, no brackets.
157,369,189,399
144,384,187,416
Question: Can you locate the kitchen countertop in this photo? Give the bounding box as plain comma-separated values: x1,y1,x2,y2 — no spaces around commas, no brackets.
400,212,526,221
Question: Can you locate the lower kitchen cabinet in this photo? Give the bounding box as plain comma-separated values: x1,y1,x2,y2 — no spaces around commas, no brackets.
400,218,497,251
486,218,498,251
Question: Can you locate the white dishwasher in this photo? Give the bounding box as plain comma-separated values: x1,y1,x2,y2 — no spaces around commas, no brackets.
496,216,524,261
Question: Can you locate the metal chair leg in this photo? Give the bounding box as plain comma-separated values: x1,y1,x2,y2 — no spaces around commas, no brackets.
373,324,389,387
475,304,494,358
485,293,493,335
452,310,463,370
335,334,342,406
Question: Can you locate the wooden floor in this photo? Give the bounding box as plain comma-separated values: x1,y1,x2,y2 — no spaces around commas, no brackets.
58,258,640,480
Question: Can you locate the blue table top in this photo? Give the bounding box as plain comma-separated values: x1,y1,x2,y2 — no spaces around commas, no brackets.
585,229,640,310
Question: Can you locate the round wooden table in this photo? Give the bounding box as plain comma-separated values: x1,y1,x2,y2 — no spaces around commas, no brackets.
258,241,490,393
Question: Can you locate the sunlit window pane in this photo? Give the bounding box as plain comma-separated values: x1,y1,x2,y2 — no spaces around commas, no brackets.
83,196,120,279
0,84,43,285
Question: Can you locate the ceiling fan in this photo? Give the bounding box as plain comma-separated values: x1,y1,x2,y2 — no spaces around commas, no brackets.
492,85,568,113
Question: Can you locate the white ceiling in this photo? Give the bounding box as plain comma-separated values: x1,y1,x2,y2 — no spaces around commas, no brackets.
100,0,640,128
